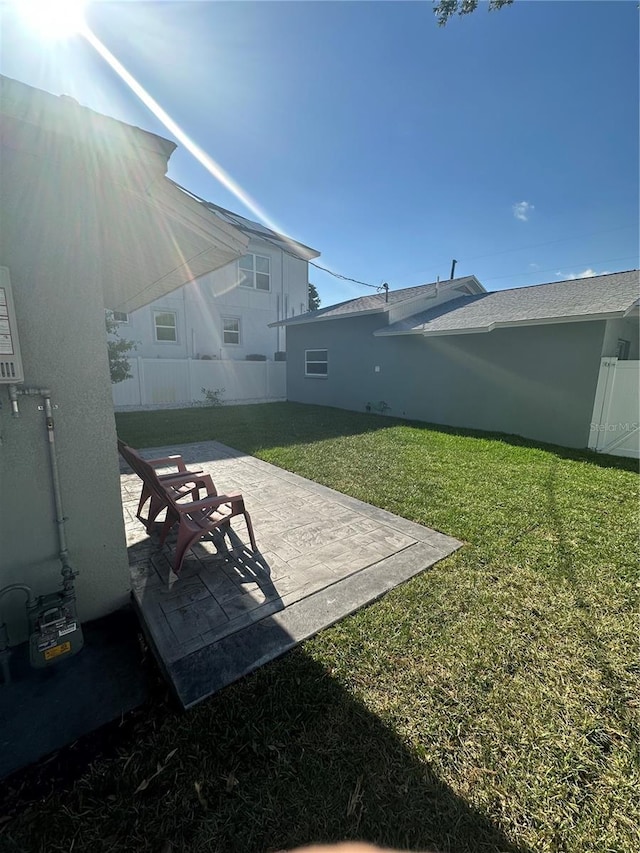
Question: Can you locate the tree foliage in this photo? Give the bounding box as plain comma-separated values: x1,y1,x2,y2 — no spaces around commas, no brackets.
308,282,321,311
434,0,513,27
105,311,136,384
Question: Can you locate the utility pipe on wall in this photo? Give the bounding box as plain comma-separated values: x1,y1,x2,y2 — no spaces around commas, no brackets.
2,385,83,678
7,385,78,592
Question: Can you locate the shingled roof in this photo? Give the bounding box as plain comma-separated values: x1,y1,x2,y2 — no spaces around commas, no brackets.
272,276,482,326
375,270,640,337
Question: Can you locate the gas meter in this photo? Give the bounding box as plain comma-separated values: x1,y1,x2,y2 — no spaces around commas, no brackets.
28,592,84,667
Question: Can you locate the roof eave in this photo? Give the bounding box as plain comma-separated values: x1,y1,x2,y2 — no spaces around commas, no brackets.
246,231,321,260
105,180,250,313
269,305,387,328
380,310,628,338
271,276,485,329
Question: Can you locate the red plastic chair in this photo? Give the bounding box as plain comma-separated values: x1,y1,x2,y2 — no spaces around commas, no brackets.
118,439,208,530
160,475,258,574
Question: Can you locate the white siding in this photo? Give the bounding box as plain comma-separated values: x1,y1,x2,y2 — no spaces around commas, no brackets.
120,236,311,364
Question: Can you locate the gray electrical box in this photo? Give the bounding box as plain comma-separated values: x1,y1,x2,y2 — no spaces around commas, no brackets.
0,266,24,384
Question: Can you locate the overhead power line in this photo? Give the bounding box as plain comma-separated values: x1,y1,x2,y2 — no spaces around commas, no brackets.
482,255,639,283
463,224,636,263
117,178,638,310
176,182,384,290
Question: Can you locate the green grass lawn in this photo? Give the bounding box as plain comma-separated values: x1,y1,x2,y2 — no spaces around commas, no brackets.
5,403,639,853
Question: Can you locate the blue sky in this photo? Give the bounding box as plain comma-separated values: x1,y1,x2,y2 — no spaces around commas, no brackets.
1,0,638,306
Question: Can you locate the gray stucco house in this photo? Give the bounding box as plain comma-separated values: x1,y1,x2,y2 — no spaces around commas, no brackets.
276,270,640,450
0,75,249,646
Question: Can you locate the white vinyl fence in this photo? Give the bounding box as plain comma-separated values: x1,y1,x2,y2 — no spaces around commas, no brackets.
588,358,639,458
112,357,286,410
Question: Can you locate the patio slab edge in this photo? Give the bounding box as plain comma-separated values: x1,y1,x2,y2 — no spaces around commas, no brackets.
168,538,461,709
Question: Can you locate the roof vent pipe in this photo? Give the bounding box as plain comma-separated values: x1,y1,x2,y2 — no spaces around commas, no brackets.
450,259,457,280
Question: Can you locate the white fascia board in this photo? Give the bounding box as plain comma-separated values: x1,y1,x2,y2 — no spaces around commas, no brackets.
389,277,485,312
450,275,485,294
376,310,625,338
373,326,424,337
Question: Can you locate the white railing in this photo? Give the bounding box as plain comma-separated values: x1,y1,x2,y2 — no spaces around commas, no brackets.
588,358,639,458
112,357,286,410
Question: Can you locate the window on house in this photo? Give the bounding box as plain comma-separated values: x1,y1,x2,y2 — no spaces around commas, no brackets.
617,338,631,360
239,254,271,291
305,349,328,377
223,317,241,345
112,311,129,324
154,311,177,342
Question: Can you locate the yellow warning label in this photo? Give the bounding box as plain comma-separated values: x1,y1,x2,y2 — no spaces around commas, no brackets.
44,641,71,661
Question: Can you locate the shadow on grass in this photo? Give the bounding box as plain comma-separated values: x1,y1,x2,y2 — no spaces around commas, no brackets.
4,516,526,850
2,644,531,853
186,649,532,853
115,402,638,474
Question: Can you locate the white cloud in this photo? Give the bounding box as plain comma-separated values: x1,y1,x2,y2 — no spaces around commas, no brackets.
513,201,534,221
529,262,539,270
558,268,612,280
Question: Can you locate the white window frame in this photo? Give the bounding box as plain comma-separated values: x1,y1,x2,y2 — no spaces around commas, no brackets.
222,316,241,346
305,349,328,378
153,310,178,344
239,253,271,292
112,311,129,324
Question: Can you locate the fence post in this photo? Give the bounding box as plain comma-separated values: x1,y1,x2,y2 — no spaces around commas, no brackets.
187,357,193,403
137,357,146,406
588,357,618,452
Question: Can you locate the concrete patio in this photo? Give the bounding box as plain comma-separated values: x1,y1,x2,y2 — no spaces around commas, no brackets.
121,441,462,708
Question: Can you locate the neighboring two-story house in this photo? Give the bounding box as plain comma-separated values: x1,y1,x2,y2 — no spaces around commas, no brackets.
116,193,320,363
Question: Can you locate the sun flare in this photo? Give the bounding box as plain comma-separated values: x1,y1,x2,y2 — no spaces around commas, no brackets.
14,0,88,40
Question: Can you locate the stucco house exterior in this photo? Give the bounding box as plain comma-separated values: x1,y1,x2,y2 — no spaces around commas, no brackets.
0,75,249,646
115,198,320,363
276,270,640,452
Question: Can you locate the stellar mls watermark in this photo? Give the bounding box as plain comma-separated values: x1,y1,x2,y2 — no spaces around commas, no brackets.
590,422,639,432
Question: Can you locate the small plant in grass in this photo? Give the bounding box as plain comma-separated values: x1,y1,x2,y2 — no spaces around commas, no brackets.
365,401,391,414
200,387,225,407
